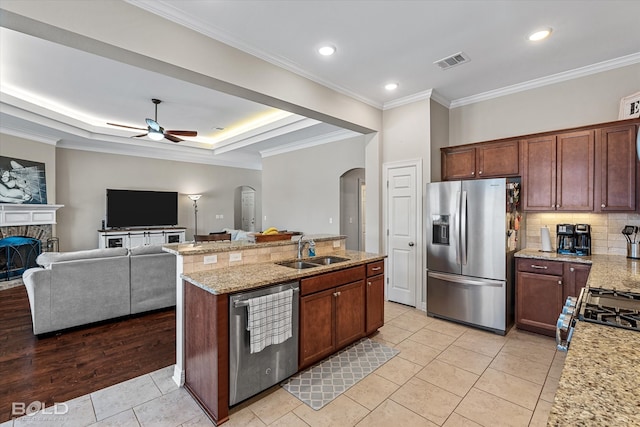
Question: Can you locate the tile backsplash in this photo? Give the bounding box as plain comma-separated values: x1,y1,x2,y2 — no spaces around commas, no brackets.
524,212,640,256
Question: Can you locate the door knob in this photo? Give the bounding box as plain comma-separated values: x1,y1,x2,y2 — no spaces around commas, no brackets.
408,242,414,247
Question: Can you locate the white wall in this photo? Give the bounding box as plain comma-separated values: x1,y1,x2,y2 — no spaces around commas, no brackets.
449,63,640,146
261,135,366,234
429,99,450,182
56,148,261,251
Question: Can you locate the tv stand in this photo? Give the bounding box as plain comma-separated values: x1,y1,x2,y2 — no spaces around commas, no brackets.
98,227,186,249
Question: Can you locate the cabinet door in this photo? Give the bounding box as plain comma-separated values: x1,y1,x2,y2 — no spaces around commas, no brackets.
521,136,557,211
476,140,519,178
147,232,166,246
516,271,563,337
556,130,595,211
595,124,637,212
299,288,335,369
128,233,146,248
335,280,365,349
563,263,591,302
366,275,384,335
442,147,476,180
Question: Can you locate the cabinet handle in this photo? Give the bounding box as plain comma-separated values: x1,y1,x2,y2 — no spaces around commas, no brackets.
570,267,575,272
479,171,483,175
333,291,341,297
601,204,606,208
551,204,555,208
558,280,562,285
367,281,372,286
471,171,475,175
530,265,548,269
371,266,382,271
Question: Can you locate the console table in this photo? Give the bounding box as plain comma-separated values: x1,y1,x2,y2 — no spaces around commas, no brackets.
98,227,186,249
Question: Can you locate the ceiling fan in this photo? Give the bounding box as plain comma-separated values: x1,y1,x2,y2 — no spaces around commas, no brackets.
107,98,198,143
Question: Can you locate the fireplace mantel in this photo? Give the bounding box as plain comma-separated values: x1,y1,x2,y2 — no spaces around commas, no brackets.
0,204,63,226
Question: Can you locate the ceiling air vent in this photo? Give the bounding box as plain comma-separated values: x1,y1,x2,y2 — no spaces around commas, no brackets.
434,52,470,70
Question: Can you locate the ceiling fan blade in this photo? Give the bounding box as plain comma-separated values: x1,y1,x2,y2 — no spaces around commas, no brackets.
130,133,148,138
107,122,147,131
164,134,183,143
145,118,161,132
166,130,198,137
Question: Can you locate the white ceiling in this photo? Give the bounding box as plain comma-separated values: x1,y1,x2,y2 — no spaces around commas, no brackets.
1,0,639,169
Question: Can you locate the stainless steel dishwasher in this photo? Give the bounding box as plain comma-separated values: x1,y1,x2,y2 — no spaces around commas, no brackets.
228,281,299,406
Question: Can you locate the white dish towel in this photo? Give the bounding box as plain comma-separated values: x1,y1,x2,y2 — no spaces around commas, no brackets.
246,288,293,354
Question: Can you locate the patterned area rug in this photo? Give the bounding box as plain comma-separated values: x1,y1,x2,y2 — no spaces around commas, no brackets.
281,337,399,410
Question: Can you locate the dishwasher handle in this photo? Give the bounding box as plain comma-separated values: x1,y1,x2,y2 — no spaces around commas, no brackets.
233,285,299,308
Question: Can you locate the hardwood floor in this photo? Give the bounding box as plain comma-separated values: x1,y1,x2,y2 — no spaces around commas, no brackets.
0,285,176,423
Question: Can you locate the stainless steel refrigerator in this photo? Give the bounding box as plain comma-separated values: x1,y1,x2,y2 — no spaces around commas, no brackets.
426,178,520,335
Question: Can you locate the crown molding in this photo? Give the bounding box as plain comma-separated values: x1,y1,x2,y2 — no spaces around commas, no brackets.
0,126,60,145
450,52,640,109
260,129,359,158
382,89,451,110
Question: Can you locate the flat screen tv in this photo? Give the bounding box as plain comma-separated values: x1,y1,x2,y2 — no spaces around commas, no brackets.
106,189,178,228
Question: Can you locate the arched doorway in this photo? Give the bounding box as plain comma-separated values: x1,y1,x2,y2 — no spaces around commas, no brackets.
340,168,365,251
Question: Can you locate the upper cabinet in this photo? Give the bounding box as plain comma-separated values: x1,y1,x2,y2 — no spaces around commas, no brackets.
442,140,519,181
595,124,637,212
521,130,595,211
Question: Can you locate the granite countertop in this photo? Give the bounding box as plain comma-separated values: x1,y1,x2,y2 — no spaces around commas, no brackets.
163,234,345,256
547,322,640,426
515,249,640,292
181,250,385,295
516,249,640,425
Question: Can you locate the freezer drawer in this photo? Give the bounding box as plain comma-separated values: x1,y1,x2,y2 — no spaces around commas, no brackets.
427,271,507,334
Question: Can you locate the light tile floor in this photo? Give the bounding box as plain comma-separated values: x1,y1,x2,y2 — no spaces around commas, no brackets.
4,301,563,427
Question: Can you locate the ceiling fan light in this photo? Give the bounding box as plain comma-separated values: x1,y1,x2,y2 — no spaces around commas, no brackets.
148,130,164,141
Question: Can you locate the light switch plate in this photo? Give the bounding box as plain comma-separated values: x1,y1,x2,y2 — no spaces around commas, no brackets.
229,252,242,262
204,255,218,264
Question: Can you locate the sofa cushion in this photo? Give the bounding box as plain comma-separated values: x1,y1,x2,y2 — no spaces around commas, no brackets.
37,247,129,267
129,244,165,256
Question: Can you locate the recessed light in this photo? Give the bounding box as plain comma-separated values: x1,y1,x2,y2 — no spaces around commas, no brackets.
528,28,552,41
318,45,336,56
385,83,399,91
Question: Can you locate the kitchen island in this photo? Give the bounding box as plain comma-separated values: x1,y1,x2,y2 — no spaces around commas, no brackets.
163,236,386,425
515,250,640,426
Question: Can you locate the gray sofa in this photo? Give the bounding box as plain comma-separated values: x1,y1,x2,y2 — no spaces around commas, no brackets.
23,245,176,335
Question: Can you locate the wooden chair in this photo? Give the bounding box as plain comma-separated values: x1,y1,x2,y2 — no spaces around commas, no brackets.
194,233,231,242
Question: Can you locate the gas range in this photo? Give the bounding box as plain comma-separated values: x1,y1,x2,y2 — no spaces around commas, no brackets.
556,287,640,351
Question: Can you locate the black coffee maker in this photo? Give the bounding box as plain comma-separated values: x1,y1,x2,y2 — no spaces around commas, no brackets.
556,224,575,254
574,224,591,256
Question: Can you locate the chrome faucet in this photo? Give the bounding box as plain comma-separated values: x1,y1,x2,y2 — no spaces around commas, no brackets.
297,234,308,259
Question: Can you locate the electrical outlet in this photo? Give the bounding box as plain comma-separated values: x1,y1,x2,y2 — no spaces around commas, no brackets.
333,240,341,248
204,255,218,264
229,252,242,262
329,217,333,224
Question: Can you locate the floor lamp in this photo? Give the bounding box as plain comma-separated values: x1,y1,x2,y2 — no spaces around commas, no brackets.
187,194,202,239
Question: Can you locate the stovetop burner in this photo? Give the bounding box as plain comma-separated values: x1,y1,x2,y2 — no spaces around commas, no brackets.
579,288,640,331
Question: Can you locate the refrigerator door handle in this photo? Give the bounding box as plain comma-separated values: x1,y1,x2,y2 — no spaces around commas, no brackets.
454,191,461,265
460,190,468,265
428,271,504,287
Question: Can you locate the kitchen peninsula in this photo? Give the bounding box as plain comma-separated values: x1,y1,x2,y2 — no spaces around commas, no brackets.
163,235,386,425
515,250,640,426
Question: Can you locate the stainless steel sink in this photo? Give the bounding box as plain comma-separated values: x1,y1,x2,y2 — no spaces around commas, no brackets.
308,256,350,265
277,260,319,269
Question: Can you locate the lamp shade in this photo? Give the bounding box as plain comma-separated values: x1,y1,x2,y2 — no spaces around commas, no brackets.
187,194,202,201
148,130,164,141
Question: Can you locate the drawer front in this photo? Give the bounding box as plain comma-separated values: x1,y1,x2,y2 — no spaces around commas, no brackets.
366,261,384,277
301,265,365,296
516,258,563,276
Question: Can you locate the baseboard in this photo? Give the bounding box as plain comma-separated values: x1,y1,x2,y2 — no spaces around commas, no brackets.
172,365,185,387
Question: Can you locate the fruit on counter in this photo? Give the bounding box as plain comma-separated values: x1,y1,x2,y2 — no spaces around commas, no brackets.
263,227,279,235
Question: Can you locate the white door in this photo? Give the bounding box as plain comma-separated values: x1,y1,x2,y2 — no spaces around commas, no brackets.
241,190,256,231
386,163,420,306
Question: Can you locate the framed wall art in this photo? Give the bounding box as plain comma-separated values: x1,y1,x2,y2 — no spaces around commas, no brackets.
618,91,640,120
0,156,47,204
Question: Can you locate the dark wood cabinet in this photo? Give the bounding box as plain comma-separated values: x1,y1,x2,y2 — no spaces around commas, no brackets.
595,124,637,212
521,130,594,211
365,261,385,335
516,258,591,337
441,140,519,181
299,265,366,369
